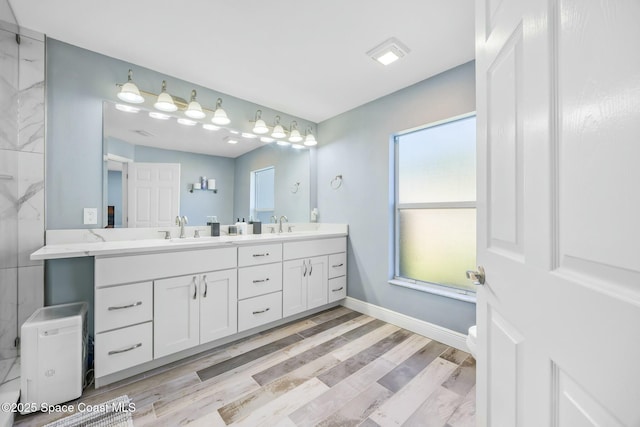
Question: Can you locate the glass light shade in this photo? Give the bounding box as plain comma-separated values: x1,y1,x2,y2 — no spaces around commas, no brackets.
202,124,220,131
304,134,317,146
177,118,197,126
185,101,206,119
211,108,230,125
253,119,269,134
117,82,145,104
289,129,303,143
272,125,286,139
149,111,170,120
154,92,177,112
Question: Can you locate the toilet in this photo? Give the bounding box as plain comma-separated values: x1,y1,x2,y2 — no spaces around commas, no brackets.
466,325,477,358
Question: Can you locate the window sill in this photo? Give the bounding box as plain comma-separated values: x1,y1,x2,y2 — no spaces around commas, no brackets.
388,279,477,303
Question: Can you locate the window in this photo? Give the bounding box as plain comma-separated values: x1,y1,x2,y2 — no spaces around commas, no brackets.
394,114,476,293
250,166,275,223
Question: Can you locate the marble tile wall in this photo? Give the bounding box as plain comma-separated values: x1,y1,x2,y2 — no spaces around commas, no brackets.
0,23,44,359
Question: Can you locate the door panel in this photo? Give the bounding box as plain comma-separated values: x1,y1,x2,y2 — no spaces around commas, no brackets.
154,275,199,358
127,162,180,228
283,259,306,317
307,256,328,310
476,0,640,426
200,270,238,344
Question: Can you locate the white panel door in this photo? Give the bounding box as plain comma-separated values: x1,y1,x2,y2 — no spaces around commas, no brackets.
476,0,640,426
127,162,180,228
154,274,199,358
199,269,238,344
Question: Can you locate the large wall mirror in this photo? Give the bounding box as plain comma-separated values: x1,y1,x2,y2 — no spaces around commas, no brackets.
103,101,311,227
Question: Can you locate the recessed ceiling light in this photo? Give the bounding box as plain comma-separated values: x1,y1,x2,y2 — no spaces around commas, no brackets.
292,144,305,150
202,124,220,131
230,130,239,135
242,132,257,139
227,139,238,144
115,104,140,113
149,111,170,120
177,118,197,126
276,140,291,146
260,137,274,143
366,37,410,66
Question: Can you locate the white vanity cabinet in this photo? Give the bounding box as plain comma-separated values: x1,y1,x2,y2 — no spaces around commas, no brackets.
237,243,283,332
282,237,347,317
94,246,237,383
154,269,237,358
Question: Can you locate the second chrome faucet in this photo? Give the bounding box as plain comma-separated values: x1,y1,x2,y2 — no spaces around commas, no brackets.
176,215,188,238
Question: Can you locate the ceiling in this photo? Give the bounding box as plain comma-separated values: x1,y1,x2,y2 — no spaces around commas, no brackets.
9,0,475,123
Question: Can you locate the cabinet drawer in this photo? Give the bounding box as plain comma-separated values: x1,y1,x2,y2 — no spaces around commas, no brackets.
239,263,283,300
95,322,152,378
238,292,282,332
238,243,282,267
328,276,347,302
95,282,152,333
283,237,346,260
328,253,347,279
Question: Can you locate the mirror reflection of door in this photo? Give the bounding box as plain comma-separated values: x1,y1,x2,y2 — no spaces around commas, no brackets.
251,166,275,223
127,162,181,228
106,153,132,227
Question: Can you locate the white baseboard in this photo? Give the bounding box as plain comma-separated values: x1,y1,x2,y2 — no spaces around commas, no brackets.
342,297,469,352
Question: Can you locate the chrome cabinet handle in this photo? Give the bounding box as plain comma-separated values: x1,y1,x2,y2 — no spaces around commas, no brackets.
252,253,270,257
192,276,198,299
332,263,344,268
108,343,142,355
332,287,344,292
203,275,208,298
303,260,307,277
252,307,270,314
309,260,313,276
108,301,142,311
252,278,270,283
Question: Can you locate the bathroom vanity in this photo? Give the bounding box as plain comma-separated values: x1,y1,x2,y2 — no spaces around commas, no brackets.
31,224,348,387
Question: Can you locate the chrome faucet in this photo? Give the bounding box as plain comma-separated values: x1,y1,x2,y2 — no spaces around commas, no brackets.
278,215,288,233
270,215,277,224
176,215,188,238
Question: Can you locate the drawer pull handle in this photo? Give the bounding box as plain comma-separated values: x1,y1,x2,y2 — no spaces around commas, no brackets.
332,263,344,268
108,343,142,355
252,253,270,257
332,287,344,292
108,301,142,311
252,307,270,315
252,278,270,283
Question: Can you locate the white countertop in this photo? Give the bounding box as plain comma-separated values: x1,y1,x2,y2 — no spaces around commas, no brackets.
31,224,348,260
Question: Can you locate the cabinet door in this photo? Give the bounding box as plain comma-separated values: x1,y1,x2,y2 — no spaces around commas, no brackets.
154,275,199,358
200,269,238,344
307,256,328,310
283,259,307,317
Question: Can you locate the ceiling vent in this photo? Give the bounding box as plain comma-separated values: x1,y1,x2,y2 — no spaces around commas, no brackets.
366,37,410,66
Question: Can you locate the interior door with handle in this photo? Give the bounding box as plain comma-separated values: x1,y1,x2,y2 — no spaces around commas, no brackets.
476,0,640,425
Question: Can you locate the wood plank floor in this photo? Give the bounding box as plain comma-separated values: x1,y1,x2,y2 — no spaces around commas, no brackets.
14,307,476,426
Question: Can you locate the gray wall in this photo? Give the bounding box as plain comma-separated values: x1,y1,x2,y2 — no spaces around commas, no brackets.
234,144,310,223
317,61,477,333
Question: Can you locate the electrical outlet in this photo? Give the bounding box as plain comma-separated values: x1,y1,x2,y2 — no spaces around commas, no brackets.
84,207,98,225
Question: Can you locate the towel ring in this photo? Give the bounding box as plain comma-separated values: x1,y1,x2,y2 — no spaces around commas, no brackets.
330,174,343,189
291,182,300,193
